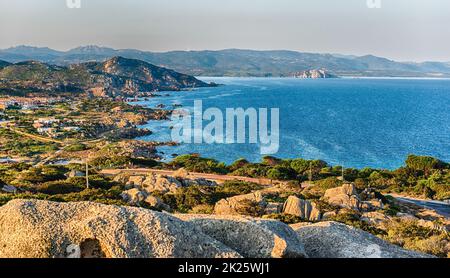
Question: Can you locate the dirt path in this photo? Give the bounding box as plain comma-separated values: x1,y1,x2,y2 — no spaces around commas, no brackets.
100,168,277,186
7,127,64,144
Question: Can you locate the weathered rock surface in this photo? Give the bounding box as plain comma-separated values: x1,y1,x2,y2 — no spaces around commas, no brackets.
361,211,391,226
0,199,240,258
120,188,171,211
323,183,361,211
290,221,433,258
264,202,284,215
120,188,147,205
173,168,190,179
115,171,217,195
282,196,321,221
175,214,307,258
214,191,267,215
116,140,158,159
141,174,183,193
322,211,338,220
144,195,172,212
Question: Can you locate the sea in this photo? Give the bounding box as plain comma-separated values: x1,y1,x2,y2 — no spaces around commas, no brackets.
134,77,450,170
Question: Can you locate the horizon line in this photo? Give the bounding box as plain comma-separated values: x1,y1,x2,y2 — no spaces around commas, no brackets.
1,44,449,64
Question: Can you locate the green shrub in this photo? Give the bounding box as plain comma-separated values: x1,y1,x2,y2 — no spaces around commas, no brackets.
37,180,84,195
262,213,306,224
230,164,268,178
235,199,264,217
314,177,342,191
329,210,386,236
405,155,448,176
214,180,263,197
170,155,228,174
14,165,67,186
229,158,250,171
266,166,295,180
381,219,449,257
65,143,87,152
90,155,132,168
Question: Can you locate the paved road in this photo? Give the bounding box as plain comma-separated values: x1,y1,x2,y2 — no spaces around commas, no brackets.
100,168,277,186
389,195,450,218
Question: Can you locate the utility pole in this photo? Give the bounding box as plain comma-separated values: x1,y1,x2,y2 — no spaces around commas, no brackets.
309,162,313,183
85,159,89,189
341,164,345,182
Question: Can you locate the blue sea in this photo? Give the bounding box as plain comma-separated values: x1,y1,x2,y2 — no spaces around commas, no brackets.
135,77,450,169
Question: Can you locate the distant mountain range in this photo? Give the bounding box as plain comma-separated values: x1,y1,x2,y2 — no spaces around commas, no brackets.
0,56,211,96
1,45,450,77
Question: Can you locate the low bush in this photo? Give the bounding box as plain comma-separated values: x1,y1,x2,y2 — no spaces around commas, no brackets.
262,213,307,224
37,180,84,195
65,143,87,152
382,219,449,257
169,154,228,174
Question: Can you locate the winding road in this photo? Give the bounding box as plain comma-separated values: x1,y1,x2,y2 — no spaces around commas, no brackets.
389,194,450,218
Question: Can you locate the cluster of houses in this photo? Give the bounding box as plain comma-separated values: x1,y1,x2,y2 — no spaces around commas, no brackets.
0,97,62,111
32,117,82,137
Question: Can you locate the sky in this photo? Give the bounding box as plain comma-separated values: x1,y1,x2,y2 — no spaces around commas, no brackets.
0,0,449,62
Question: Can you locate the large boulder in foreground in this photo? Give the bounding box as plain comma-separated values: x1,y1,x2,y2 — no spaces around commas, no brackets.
175,214,307,258
0,199,240,258
290,221,433,258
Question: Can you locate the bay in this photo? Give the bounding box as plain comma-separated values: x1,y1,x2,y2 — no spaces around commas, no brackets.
135,77,450,169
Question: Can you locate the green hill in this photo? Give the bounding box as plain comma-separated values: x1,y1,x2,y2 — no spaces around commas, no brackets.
0,57,211,96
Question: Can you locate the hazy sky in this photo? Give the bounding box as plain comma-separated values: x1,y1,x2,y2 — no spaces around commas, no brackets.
0,0,449,62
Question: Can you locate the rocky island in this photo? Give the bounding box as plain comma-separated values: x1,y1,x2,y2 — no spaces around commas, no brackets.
292,69,338,79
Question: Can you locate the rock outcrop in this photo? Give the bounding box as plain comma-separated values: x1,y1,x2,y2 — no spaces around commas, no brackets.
120,189,171,211
290,221,432,258
115,171,217,195
144,195,172,212
361,211,391,226
323,183,361,211
120,188,147,205
115,140,159,159
0,199,239,258
214,191,267,216
282,196,321,221
175,214,307,258
141,174,183,193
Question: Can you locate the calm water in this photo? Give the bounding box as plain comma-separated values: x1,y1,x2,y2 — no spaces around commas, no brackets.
136,77,450,169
